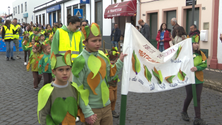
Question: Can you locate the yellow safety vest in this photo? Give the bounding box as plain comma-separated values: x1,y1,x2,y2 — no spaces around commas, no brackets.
12,24,20,39
3,25,13,40
58,28,82,60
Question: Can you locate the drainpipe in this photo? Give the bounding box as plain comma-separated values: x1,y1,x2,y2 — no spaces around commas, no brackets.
210,0,219,69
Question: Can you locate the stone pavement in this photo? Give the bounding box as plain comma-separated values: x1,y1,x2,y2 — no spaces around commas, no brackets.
0,54,222,125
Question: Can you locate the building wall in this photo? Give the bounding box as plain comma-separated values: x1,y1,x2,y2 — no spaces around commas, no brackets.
12,0,46,24
140,0,213,63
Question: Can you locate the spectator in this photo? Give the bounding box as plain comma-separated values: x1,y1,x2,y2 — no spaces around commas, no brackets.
138,19,150,41
12,18,21,59
81,20,88,27
2,20,18,61
172,26,187,45
171,18,180,39
156,23,171,52
220,34,222,42
189,24,200,37
110,23,121,48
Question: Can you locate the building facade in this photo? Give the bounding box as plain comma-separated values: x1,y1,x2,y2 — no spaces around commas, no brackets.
33,0,140,49
140,0,221,69
12,0,46,23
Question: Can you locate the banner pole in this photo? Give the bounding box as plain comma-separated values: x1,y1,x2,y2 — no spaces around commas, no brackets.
119,95,127,125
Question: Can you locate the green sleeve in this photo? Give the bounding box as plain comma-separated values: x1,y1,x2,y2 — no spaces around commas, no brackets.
106,59,123,82
196,60,207,71
73,69,94,118
29,34,33,43
38,56,44,75
51,30,60,55
39,97,51,125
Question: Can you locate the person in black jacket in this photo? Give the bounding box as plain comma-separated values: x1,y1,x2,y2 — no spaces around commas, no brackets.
2,20,18,61
189,24,200,37
111,23,121,48
138,19,150,41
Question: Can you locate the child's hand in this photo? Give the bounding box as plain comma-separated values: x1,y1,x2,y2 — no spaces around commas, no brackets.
190,67,197,72
119,52,127,62
85,114,97,125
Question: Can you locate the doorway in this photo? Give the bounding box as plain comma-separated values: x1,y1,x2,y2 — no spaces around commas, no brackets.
150,12,158,48
186,8,199,34
166,10,176,32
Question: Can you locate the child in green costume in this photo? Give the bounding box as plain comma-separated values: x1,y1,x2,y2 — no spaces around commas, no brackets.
38,39,52,86
22,31,31,66
72,23,127,125
181,35,207,125
39,34,45,45
106,47,120,118
38,50,81,125
26,42,42,90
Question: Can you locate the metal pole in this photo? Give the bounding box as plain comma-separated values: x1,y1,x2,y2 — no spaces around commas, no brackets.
191,0,195,24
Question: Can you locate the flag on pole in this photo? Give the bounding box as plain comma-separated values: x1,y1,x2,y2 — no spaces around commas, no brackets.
120,23,196,125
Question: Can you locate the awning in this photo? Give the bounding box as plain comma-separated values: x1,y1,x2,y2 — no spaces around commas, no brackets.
104,0,137,19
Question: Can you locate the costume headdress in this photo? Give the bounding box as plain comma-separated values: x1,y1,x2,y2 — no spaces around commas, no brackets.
22,31,29,36
81,23,101,41
192,35,199,43
33,27,39,31
34,35,40,42
51,50,72,70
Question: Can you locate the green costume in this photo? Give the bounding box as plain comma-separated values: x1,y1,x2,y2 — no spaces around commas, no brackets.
72,23,123,118
38,50,80,125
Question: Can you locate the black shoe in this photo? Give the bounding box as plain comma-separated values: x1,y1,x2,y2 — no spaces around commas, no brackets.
193,118,207,125
11,57,15,60
6,57,9,61
112,110,119,118
181,112,190,121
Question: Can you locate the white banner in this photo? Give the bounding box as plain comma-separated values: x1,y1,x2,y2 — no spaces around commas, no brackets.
121,23,195,95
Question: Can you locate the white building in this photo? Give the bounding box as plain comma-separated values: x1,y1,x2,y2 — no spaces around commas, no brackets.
12,0,47,24
33,0,140,49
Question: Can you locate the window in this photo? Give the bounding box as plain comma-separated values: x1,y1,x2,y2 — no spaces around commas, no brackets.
15,7,17,14
95,0,102,28
13,8,15,15
58,10,61,23
22,19,23,23
39,15,41,25
67,6,71,16
18,5,20,14
42,14,45,25
80,5,86,20
25,2,27,12
21,4,23,13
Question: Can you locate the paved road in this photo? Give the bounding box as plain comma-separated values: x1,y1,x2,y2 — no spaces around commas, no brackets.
0,54,222,125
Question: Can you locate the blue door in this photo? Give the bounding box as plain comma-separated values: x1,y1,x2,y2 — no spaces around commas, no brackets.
49,13,52,26
53,12,56,23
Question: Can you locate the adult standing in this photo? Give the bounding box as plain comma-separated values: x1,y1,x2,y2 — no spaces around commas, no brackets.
138,19,150,41
110,23,121,48
2,20,18,61
156,23,171,52
189,24,200,37
171,18,180,39
12,18,21,59
51,15,83,82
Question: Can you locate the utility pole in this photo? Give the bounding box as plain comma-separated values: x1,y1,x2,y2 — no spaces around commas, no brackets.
191,0,195,24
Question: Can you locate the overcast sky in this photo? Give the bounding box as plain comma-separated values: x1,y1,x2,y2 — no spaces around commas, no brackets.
0,0,15,16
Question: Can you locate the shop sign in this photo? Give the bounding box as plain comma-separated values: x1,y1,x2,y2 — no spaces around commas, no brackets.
46,5,61,13
186,0,196,6
80,0,90,4
23,13,28,18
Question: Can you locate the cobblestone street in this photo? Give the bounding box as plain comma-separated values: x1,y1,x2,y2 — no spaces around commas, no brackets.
0,54,222,125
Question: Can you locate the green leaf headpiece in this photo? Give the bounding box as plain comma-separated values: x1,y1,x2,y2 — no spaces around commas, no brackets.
81,23,101,41
51,50,72,70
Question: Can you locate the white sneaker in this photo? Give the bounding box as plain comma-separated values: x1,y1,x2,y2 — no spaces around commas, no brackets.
75,117,79,122
24,62,27,65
